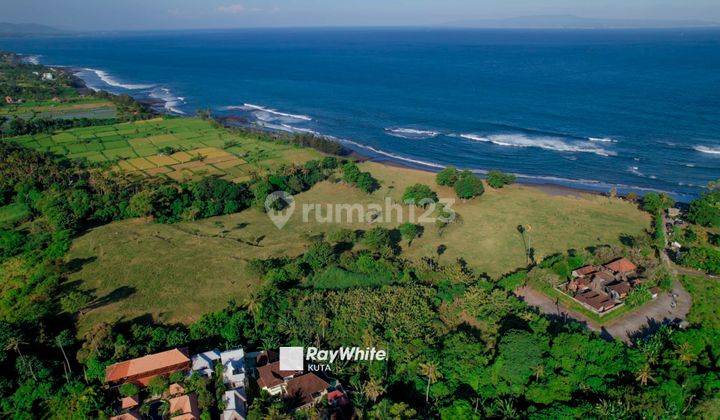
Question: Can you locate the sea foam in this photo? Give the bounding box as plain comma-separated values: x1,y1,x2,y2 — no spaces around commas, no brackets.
385,127,440,140
459,133,615,157
149,87,186,115
229,103,312,122
694,145,720,155
84,68,154,90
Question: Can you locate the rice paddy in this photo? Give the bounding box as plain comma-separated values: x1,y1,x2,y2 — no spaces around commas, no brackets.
5,117,322,182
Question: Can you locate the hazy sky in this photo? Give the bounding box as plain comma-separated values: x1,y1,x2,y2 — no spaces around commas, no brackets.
3,0,720,31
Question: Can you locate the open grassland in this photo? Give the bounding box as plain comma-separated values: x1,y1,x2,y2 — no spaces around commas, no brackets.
0,97,116,119
6,117,322,181
69,162,650,331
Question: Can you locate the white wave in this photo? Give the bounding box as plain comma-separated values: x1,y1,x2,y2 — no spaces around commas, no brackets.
385,127,440,139
628,166,644,177
149,87,186,115
459,133,615,157
685,163,696,167
694,145,720,155
588,137,617,143
338,139,445,169
21,55,41,65
84,68,154,90
227,103,312,123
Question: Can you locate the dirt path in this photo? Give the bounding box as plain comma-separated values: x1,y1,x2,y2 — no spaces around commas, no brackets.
515,281,691,344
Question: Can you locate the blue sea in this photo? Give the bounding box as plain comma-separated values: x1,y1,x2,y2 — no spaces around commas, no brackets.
2,28,719,200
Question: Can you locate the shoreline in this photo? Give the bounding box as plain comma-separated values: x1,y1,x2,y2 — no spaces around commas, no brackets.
38,60,688,203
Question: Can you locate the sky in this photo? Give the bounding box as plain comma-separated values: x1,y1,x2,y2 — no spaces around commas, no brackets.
2,0,720,31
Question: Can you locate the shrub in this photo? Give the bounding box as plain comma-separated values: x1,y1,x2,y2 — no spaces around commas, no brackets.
362,227,396,254
327,228,359,244
303,241,336,272
342,162,379,193
119,383,139,397
486,170,516,189
402,184,437,205
680,246,720,274
436,166,459,186
625,285,652,308
453,170,484,199
641,192,675,215
687,191,720,228
398,223,423,245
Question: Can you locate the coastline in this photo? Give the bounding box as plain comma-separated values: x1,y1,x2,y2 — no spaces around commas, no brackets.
38,59,683,202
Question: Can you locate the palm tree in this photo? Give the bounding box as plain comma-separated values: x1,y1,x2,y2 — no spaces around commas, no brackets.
5,336,37,381
496,398,518,419
55,330,74,381
419,362,442,404
517,225,529,265
363,378,385,403
635,364,654,386
676,342,695,365
532,364,545,381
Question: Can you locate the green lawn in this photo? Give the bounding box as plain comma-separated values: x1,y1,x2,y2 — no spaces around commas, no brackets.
681,274,720,328
68,162,650,332
0,202,30,228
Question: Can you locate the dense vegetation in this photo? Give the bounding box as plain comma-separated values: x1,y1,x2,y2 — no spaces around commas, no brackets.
435,166,485,199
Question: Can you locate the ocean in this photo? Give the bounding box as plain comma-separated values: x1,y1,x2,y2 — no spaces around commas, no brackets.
2,28,719,200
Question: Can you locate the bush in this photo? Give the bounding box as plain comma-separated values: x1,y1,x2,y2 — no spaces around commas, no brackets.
362,227,396,255
303,241,336,272
641,192,675,215
687,191,720,228
486,170,516,189
625,285,652,308
402,184,437,205
680,246,720,274
342,162,379,193
436,166,459,186
119,382,139,397
453,171,484,199
398,223,423,245
327,228,359,244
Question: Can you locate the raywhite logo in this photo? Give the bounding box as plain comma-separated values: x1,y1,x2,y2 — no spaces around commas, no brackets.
265,191,296,230
279,346,388,372
279,346,304,371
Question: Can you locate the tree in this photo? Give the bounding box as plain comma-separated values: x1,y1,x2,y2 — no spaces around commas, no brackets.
303,241,336,272
363,378,385,403
119,382,140,398
5,336,37,381
454,171,484,199
60,290,93,314
55,330,74,381
398,223,423,246
419,362,442,403
436,166,459,186
403,184,438,205
641,192,675,215
486,170,516,189
687,191,720,228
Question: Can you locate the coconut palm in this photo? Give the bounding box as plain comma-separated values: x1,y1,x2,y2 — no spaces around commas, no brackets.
635,364,654,386
363,378,385,403
5,336,37,381
419,362,442,403
55,330,74,381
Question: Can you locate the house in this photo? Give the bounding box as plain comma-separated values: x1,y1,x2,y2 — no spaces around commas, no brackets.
257,361,302,396
571,265,599,278
604,258,637,277
605,281,632,300
221,388,248,420
105,348,191,387
168,382,186,397
120,395,140,410
327,389,351,408
220,348,247,388
284,373,330,410
169,393,200,420
668,208,681,218
41,72,54,81
191,349,221,378
575,289,616,313
110,413,141,420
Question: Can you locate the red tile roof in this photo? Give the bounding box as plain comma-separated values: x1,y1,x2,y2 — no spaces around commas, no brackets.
105,348,190,384
573,265,599,277
604,258,637,274
257,361,301,389
284,373,330,407
169,393,200,419
606,281,632,296
120,396,140,409
576,290,616,312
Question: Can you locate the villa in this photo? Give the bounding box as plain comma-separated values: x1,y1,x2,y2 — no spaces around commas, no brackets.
190,349,221,378
221,388,248,420
220,348,247,389
564,258,645,313
105,348,191,387
257,361,302,396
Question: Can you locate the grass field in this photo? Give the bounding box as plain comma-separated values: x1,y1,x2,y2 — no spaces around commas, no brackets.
68,162,650,332
681,274,720,328
5,117,322,182
0,202,30,228
0,97,116,119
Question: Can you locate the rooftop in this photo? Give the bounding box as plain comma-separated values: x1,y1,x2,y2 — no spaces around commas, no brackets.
257,361,301,389
105,348,190,383
604,257,637,274
169,394,200,419
284,373,330,407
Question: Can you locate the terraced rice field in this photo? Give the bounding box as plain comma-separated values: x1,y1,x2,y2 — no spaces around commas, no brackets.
6,117,322,182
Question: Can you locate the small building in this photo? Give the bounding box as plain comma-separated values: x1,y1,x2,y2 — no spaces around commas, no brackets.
120,395,140,411
220,348,247,389
110,413,141,420
575,290,616,313
105,348,191,387
221,388,248,420
605,281,632,300
191,349,221,378
284,373,330,411
169,393,200,420
257,361,302,396
42,72,54,81
168,382,186,397
571,265,599,278
667,208,681,218
604,258,637,277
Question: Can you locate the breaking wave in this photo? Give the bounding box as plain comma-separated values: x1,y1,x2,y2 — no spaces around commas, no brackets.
149,87,186,115
83,68,154,90
338,139,445,169
588,137,617,143
694,145,720,155
458,133,615,157
385,127,440,140
225,103,312,123
21,55,41,65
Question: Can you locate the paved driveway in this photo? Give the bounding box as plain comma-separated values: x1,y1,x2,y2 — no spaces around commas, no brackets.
515,280,691,344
